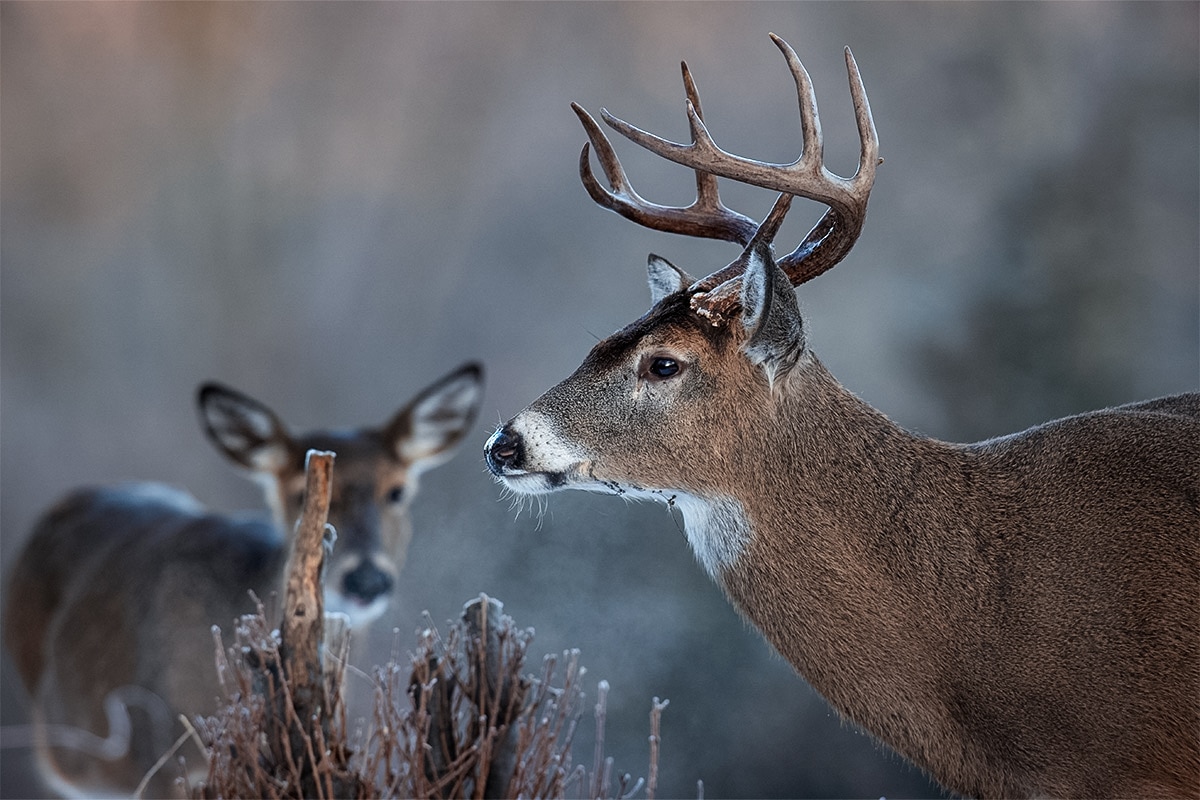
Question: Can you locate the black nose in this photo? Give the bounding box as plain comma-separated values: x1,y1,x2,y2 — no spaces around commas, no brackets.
341,560,394,604
485,426,523,474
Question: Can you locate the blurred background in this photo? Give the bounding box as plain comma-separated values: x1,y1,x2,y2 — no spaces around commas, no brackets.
2,3,1196,798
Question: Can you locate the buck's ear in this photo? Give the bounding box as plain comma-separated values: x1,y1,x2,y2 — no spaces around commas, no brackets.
740,244,805,380
197,383,294,473
385,362,485,471
647,254,696,305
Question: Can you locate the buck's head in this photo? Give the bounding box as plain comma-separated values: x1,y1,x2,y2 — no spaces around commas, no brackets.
486,35,877,573
199,362,484,625
486,240,805,495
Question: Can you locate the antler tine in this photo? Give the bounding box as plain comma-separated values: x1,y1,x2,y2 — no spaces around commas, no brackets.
574,103,658,223
573,77,759,245
681,61,723,214
775,34,824,169
772,42,879,286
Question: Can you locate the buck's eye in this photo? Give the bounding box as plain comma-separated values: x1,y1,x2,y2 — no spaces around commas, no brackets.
644,356,682,381
386,486,405,504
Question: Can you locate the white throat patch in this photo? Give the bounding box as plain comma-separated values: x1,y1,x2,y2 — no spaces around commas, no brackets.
615,487,751,578
669,493,752,578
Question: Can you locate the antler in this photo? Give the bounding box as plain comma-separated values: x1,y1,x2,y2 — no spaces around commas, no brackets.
575,33,880,323
572,62,759,246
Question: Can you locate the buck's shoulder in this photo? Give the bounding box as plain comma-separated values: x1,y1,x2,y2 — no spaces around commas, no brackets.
964,393,1199,512
1106,391,1200,421
971,392,1199,451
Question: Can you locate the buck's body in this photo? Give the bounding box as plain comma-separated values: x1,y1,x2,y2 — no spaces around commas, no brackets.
706,361,1199,798
7,485,284,797
486,35,1199,798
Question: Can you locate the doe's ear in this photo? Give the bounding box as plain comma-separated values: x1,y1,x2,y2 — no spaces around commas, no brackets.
740,243,805,382
197,383,294,473
384,362,485,471
647,254,696,306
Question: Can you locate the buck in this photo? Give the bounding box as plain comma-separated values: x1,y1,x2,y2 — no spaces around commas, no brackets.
5,362,484,798
485,34,1199,799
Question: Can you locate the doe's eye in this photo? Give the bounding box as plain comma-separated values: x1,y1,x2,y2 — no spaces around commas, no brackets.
646,356,681,380
386,486,405,504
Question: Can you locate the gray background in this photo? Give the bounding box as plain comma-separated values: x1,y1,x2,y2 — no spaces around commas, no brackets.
2,3,1197,798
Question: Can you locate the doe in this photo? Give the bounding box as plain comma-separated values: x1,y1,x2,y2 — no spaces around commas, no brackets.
6,362,484,798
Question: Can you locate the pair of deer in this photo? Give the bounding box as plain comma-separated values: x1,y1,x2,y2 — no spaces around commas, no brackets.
7,35,1197,799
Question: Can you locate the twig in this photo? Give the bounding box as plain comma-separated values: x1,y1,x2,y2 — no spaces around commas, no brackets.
133,717,196,799
647,697,669,800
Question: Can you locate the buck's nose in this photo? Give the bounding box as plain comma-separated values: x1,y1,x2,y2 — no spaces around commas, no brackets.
341,560,394,605
485,426,523,475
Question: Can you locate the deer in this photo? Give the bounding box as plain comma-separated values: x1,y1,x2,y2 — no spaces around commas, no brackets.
5,361,484,798
484,33,1199,799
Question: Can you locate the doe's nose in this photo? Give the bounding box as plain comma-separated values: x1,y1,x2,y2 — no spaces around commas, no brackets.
341,560,394,604
485,426,524,475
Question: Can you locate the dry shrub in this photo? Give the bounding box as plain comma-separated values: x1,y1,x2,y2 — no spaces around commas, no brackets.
188,595,667,799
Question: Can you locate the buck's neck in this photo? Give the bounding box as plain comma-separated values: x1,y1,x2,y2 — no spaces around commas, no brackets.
709,353,982,767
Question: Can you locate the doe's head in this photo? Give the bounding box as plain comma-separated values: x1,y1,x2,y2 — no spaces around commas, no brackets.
199,362,484,625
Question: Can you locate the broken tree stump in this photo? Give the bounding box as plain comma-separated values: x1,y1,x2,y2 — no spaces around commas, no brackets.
277,448,336,798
